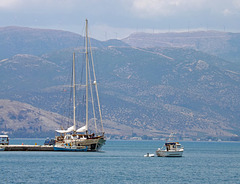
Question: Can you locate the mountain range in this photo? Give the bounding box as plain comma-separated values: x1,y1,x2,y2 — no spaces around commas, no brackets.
0,26,239,140
123,31,240,64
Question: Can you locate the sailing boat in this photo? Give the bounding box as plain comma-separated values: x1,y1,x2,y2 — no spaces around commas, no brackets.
54,19,106,152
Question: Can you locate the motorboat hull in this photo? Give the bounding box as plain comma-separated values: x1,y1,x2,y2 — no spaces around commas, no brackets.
156,150,183,157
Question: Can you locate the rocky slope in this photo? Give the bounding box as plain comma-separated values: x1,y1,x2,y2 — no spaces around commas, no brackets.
0,27,240,140
0,99,69,138
1,47,239,139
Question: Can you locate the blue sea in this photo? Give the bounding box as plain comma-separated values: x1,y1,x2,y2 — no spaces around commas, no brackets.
1,140,240,184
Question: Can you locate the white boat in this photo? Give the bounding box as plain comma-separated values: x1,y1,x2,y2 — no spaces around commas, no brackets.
144,153,154,157
0,135,9,145
156,133,184,157
54,19,105,152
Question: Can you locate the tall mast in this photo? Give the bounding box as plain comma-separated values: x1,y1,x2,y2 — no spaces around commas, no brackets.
88,38,104,133
73,52,76,132
85,19,89,131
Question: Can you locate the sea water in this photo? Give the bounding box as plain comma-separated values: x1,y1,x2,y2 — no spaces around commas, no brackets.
0,140,240,184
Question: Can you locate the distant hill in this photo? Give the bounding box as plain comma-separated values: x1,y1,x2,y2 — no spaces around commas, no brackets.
122,31,240,63
0,26,128,60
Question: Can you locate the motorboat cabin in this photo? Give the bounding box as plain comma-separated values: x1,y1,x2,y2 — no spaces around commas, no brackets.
0,135,9,145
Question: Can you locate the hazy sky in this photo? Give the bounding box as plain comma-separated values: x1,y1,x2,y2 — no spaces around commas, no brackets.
0,0,240,40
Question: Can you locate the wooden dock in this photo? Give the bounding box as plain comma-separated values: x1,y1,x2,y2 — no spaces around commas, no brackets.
1,145,54,151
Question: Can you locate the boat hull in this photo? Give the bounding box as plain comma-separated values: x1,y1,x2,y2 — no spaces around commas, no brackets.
55,135,106,152
156,150,183,157
53,146,87,152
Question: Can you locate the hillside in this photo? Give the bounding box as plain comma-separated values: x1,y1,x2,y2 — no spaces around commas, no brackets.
122,31,240,63
0,26,240,140
0,26,128,60
1,46,240,140
0,99,69,138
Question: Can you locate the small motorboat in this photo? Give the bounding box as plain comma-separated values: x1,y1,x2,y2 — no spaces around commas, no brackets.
144,153,154,157
156,133,184,157
0,135,9,145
